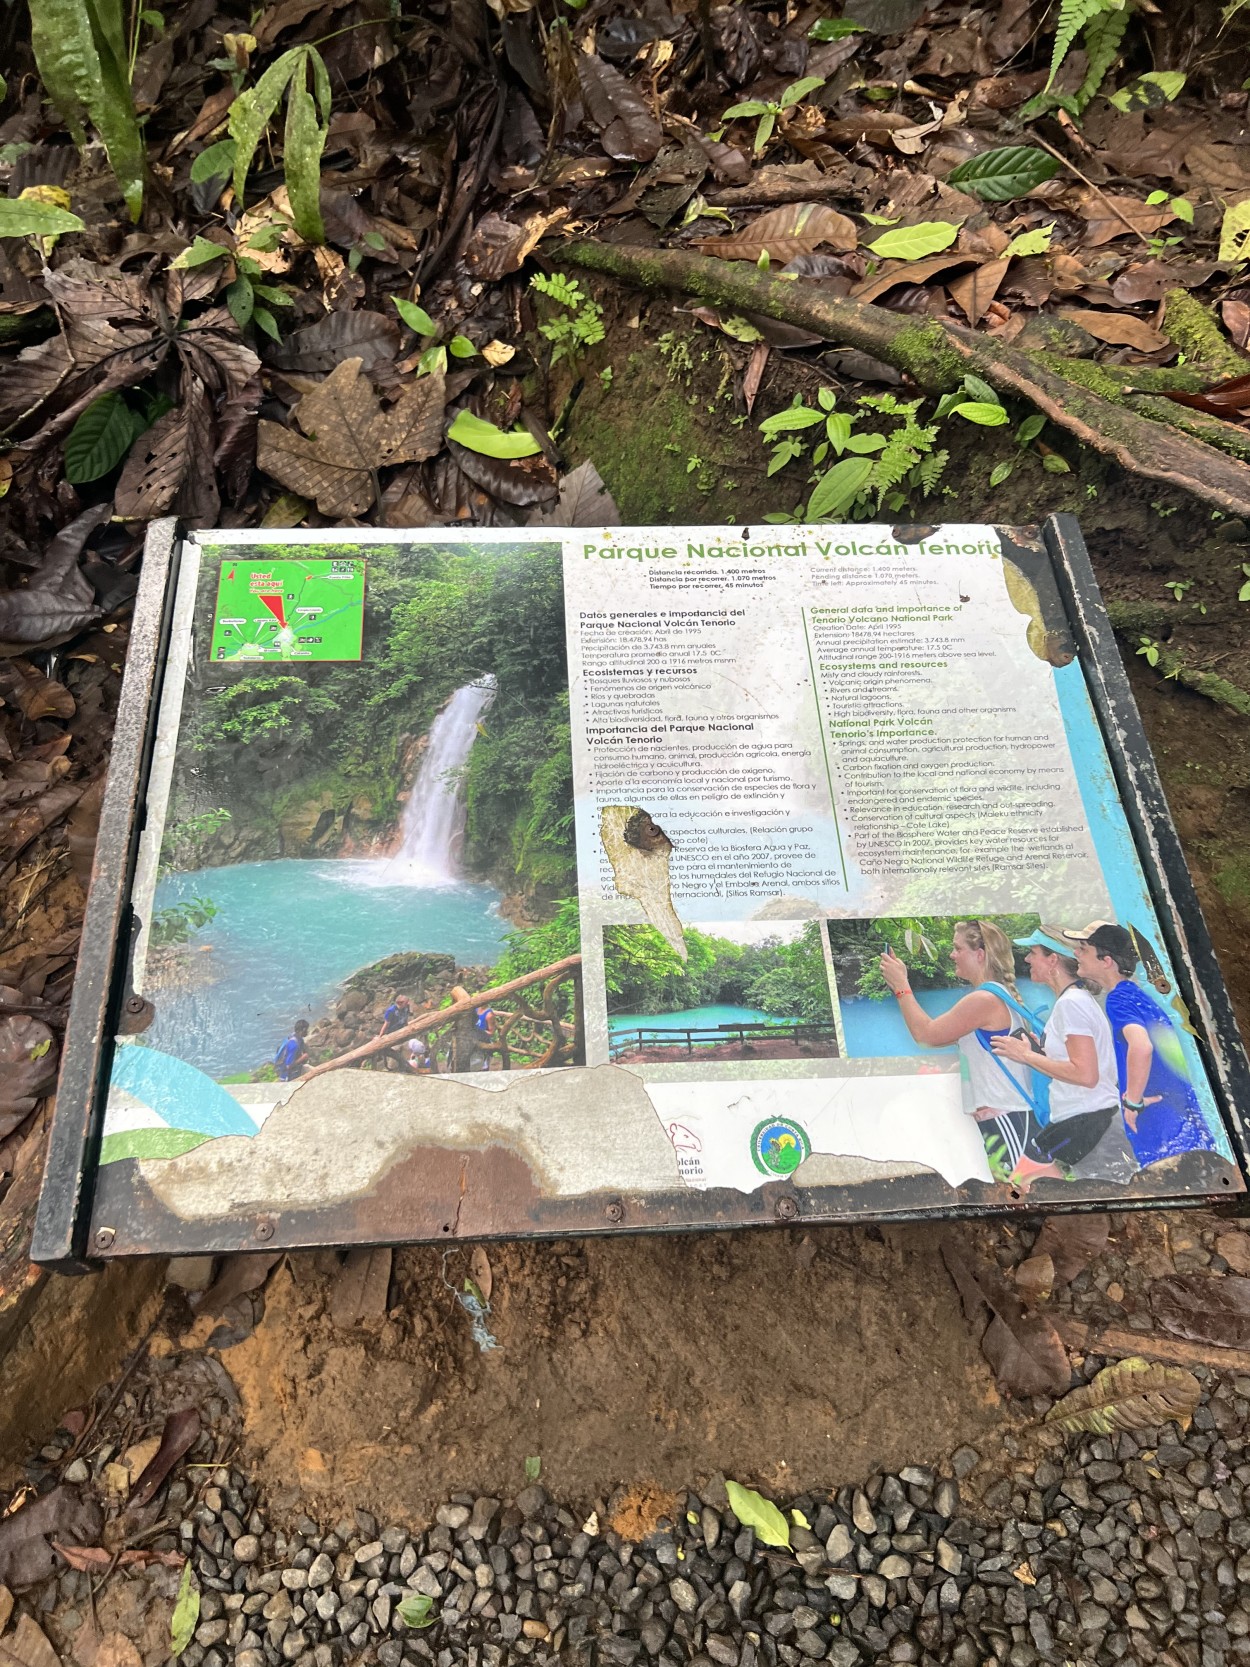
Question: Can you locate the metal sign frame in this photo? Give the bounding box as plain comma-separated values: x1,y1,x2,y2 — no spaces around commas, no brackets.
31,515,1250,1270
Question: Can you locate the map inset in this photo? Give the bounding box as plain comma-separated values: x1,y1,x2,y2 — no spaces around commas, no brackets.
210,559,366,661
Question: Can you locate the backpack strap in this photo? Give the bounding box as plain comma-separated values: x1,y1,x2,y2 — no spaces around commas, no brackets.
980,980,1043,1035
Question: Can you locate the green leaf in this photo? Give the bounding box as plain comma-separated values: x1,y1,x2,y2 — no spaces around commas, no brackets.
247,222,285,252
866,221,960,260
1044,1357,1200,1435
962,373,998,404
718,316,763,343
398,1595,438,1630
447,410,543,458
947,146,1061,203
252,305,281,340
808,17,865,39
1107,70,1187,112
393,297,437,336
816,387,836,411
448,335,478,357
779,76,825,110
1171,196,1194,225
722,101,770,119
0,198,85,237
768,438,805,474
725,1481,792,1549
172,235,228,269
989,460,1014,487
524,1456,542,1482
759,404,825,438
1003,223,1055,259
825,412,853,453
845,431,886,453
252,283,293,305
64,392,137,482
1221,199,1250,262
284,51,328,244
190,137,236,185
1042,452,1071,473
753,112,776,153
29,0,144,218
860,212,899,225
229,46,301,206
171,1562,199,1657
806,454,874,520
1017,413,1046,446
790,1508,811,1529
227,273,255,329
951,401,1010,426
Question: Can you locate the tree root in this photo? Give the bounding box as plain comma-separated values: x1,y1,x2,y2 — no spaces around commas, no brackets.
561,241,1250,519
1162,289,1250,383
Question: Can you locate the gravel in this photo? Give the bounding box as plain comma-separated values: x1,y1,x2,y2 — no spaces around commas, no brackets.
47,1364,1250,1667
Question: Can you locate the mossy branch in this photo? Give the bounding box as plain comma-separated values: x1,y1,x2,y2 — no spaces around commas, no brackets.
1162,289,1250,382
560,241,1250,520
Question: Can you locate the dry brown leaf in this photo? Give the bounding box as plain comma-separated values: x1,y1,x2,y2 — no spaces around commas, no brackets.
1183,142,1250,192
257,360,446,517
328,1247,393,1325
1057,307,1168,353
90,1635,142,1667
948,257,1010,325
743,341,769,414
0,1587,12,1633
470,1245,493,1304
463,210,566,279
1035,1214,1109,1283
852,252,977,307
692,204,856,264
1114,260,1219,305
1014,1252,1054,1306
1151,1273,1250,1348
0,1614,59,1667
1044,1357,1201,1435
1222,300,1250,355
1078,192,1174,249
941,1241,1069,1399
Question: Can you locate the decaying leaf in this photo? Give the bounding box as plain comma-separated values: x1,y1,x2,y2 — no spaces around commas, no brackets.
329,1247,393,1326
0,1487,101,1589
529,460,620,527
693,203,856,264
469,1246,493,1304
1151,1273,1250,1349
1014,1253,1054,1306
129,1408,202,1508
724,1481,790,1549
257,359,446,516
194,1252,281,1315
1057,308,1168,354
0,1614,59,1667
0,507,105,655
1035,1214,1110,1284
577,54,662,163
942,1241,1069,1399
1078,192,1174,249
1044,1357,1201,1436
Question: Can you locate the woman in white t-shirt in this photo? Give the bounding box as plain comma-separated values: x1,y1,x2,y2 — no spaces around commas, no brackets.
991,929,1139,1188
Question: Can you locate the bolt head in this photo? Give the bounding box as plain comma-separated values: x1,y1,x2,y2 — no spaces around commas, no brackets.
93,1226,116,1250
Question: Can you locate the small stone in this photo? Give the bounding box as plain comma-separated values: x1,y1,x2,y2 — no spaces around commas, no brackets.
195,1622,228,1647
702,1508,721,1552
515,1487,547,1520
670,1579,697,1614
852,1492,876,1535
933,1479,959,1519
355,1541,384,1566
435,1506,471,1532
378,1643,403,1667
280,1632,309,1661
467,1499,500,1541
877,1555,910,1580
951,1448,980,1480
728,1581,751,1622
233,1537,260,1565
314,1594,339,1623
826,1526,852,1564
63,1460,89,1485
827,1644,860,1667
640,1619,668,1656
280,1571,308,1592
936,1539,961,1575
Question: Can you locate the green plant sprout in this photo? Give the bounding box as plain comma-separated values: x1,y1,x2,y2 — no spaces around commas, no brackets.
1137,636,1161,668
529,272,606,367
391,296,478,374
720,76,826,154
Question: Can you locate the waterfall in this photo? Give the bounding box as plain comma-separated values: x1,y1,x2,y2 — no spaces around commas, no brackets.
394,676,497,883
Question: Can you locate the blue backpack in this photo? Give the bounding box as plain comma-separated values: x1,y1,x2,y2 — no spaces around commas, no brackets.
975,981,1051,1127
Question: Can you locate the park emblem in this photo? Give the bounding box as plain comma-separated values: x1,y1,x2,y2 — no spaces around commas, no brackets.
750,1117,811,1177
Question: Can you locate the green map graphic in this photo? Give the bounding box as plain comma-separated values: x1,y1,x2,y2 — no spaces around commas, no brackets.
210,559,366,662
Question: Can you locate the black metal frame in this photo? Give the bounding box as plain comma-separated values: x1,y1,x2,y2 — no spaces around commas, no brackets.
29,516,1250,1269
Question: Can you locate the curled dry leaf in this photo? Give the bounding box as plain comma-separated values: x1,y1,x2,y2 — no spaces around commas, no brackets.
1044,1356,1202,1436
0,506,106,656
1151,1273,1250,1349
692,203,856,264
576,54,662,164
257,359,447,516
129,1407,202,1508
1057,308,1168,354
463,209,566,279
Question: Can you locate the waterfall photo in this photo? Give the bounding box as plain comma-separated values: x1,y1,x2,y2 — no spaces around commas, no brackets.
127,537,583,1131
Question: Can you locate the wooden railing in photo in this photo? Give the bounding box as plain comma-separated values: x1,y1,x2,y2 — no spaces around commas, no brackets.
609,1020,840,1059
300,955,584,1080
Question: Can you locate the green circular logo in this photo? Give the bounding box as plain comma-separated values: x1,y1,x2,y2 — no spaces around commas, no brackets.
750,1117,811,1176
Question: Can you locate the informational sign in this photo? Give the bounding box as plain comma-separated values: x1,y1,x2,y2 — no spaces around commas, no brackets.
32,518,1250,1267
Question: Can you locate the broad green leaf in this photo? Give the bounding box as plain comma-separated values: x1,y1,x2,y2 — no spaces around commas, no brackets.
252,282,293,305
951,401,1010,426
725,1481,791,1549
64,393,137,482
808,17,864,39
0,198,85,237
284,53,327,244
767,438,804,475
1044,1356,1200,1435
806,454,874,521
1171,197,1194,225
172,235,228,269
247,222,285,252
825,412,852,453
29,0,144,217
448,335,478,357
962,373,998,404
753,112,776,152
1003,223,1055,259
393,297,437,335
718,316,763,343
1221,199,1250,262
1017,413,1046,446
171,1563,199,1657
866,221,960,260
722,101,770,119
447,410,542,458
845,432,886,453
190,137,236,184
1107,70,1187,112
816,386,836,411
779,76,825,110
947,146,1060,202
759,404,825,438
227,274,255,329
252,305,281,340
1042,452,1071,473
418,344,448,376
524,1455,542,1481
397,1595,438,1629
229,46,301,205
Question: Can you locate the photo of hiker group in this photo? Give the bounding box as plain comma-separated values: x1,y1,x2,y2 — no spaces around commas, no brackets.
603,919,841,1064
827,914,1223,1191
102,537,585,1166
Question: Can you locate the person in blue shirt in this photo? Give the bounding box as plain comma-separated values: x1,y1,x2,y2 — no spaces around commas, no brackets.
373,993,412,1071
275,1020,310,1082
1065,921,1216,1168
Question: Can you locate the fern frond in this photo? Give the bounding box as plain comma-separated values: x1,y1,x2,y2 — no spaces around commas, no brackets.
915,448,949,496
1048,0,1120,91
1077,5,1129,108
531,271,584,308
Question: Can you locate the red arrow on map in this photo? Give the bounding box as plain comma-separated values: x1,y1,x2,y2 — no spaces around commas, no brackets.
258,593,286,628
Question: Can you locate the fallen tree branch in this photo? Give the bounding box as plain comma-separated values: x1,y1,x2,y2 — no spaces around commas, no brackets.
301,955,582,1079
561,241,1250,519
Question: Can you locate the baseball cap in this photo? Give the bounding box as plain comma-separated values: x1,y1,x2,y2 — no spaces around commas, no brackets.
1060,920,1115,942
1012,928,1074,956
1064,921,1136,963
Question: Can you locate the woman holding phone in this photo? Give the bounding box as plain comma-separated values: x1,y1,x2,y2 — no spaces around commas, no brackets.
879,919,1042,1180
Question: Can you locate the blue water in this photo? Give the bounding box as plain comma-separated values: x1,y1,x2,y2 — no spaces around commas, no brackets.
147,859,507,1077
608,1003,778,1034
840,979,1051,1059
